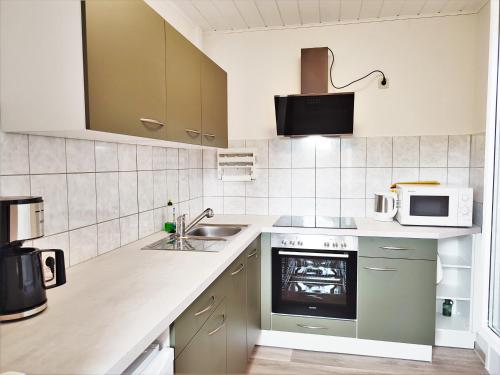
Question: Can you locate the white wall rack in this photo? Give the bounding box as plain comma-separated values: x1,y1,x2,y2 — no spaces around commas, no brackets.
217,148,256,182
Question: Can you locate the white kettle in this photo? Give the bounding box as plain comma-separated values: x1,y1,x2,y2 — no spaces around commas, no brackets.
373,191,398,222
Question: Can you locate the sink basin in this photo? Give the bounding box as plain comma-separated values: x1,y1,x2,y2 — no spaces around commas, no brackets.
186,225,243,238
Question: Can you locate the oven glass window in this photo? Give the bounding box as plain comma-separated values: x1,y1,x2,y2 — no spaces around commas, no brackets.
410,195,449,217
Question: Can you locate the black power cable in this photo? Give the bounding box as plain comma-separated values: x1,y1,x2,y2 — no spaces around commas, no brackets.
327,47,387,90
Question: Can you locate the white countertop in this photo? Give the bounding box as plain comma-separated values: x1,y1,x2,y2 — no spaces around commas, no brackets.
0,215,481,374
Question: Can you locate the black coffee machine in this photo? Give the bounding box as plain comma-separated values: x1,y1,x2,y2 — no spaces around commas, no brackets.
0,196,66,321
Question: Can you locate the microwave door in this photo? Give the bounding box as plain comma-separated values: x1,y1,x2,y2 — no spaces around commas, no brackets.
406,193,459,226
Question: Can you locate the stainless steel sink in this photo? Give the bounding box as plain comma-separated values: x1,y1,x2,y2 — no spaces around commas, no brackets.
186,224,243,238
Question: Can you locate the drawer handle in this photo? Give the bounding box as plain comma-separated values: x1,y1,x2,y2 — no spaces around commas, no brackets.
297,324,327,330
203,133,216,138
140,118,165,128
247,249,258,258
279,251,349,259
185,129,201,136
208,314,226,336
231,263,245,276
364,267,397,272
194,296,215,317
379,246,414,251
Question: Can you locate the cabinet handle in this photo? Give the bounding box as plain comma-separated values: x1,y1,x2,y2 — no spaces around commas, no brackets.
231,263,245,276
379,246,414,251
297,324,327,330
185,129,201,136
247,249,258,258
363,267,397,272
203,133,216,138
194,296,215,317
208,314,226,336
140,118,165,128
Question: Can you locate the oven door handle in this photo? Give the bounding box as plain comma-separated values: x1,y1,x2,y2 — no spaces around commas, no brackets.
278,251,349,258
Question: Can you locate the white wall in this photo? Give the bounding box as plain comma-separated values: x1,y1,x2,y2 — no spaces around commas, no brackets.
204,14,487,140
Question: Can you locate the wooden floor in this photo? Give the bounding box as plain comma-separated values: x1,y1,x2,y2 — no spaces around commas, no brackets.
246,346,488,375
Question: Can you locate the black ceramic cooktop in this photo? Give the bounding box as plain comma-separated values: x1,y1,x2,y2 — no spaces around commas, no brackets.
273,216,357,229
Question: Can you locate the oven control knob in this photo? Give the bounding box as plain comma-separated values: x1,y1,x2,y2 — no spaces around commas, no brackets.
289,240,295,246
324,241,330,248
282,240,288,246
332,242,338,248
297,240,303,246
341,241,347,248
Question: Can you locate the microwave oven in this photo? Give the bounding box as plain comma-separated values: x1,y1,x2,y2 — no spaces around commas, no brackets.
395,184,473,227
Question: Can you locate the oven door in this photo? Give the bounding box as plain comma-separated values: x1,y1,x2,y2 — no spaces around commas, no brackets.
272,248,357,319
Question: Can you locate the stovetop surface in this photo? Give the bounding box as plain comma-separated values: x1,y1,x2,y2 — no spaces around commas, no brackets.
273,216,357,229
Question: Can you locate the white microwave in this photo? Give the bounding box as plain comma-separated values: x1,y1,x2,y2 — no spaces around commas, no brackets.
395,184,473,227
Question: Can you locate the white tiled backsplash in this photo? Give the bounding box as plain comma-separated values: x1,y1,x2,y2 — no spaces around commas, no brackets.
0,132,203,267
203,135,485,221
0,132,485,267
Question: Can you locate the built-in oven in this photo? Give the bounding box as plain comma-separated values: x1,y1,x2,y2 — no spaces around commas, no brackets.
271,234,357,320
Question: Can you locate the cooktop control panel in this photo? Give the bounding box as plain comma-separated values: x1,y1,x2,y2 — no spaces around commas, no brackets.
271,234,358,251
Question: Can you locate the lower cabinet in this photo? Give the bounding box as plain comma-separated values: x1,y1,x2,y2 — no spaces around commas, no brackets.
357,256,436,345
172,236,261,374
226,253,248,374
246,238,261,358
175,301,227,374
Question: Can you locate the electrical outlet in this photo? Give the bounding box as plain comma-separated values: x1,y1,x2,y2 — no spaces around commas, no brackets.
379,77,389,89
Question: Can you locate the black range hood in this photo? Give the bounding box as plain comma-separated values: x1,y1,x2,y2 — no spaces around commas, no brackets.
275,92,355,137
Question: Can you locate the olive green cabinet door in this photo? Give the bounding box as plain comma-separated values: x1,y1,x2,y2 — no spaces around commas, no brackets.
165,22,202,145
83,0,166,139
357,257,436,345
175,301,227,374
226,254,248,374
246,239,261,358
201,55,228,148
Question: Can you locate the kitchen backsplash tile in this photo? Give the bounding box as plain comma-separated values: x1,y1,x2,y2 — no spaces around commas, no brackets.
292,138,315,168
366,137,392,167
0,132,29,175
66,139,95,173
95,141,118,172
29,135,66,174
419,135,448,167
393,136,419,167
341,138,366,167
0,131,486,268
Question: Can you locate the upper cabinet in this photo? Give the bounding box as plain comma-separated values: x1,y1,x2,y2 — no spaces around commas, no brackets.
0,0,228,148
83,0,167,139
165,22,202,145
201,55,228,148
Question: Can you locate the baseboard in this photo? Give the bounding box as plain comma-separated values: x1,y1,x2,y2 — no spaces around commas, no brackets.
257,330,433,362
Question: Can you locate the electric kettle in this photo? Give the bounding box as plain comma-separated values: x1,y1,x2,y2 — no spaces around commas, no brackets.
373,191,398,222
0,196,66,321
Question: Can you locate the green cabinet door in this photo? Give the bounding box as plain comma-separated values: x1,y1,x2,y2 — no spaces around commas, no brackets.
165,22,202,145
201,55,228,148
175,301,227,374
357,256,436,345
246,238,261,358
83,0,166,139
225,253,248,374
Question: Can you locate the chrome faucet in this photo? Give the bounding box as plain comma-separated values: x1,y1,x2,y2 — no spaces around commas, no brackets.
176,208,214,238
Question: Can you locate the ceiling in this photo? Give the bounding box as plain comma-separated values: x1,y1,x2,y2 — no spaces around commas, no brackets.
171,0,488,32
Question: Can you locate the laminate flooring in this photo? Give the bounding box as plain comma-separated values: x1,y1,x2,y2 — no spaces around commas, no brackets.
246,346,488,375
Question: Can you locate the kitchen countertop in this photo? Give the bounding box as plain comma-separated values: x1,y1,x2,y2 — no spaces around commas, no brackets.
0,215,481,374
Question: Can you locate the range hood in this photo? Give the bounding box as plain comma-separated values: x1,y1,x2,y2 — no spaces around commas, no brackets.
275,47,355,137
275,93,354,136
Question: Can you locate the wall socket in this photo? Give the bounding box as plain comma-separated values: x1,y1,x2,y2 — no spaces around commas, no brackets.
379,77,389,89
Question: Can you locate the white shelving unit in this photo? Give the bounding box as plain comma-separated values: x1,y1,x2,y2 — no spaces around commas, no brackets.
217,148,256,182
435,235,475,348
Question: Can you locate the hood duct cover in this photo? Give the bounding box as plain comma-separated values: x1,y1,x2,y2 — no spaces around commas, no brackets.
275,92,354,136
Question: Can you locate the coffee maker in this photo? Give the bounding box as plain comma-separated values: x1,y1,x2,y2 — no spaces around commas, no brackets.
0,196,66,321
